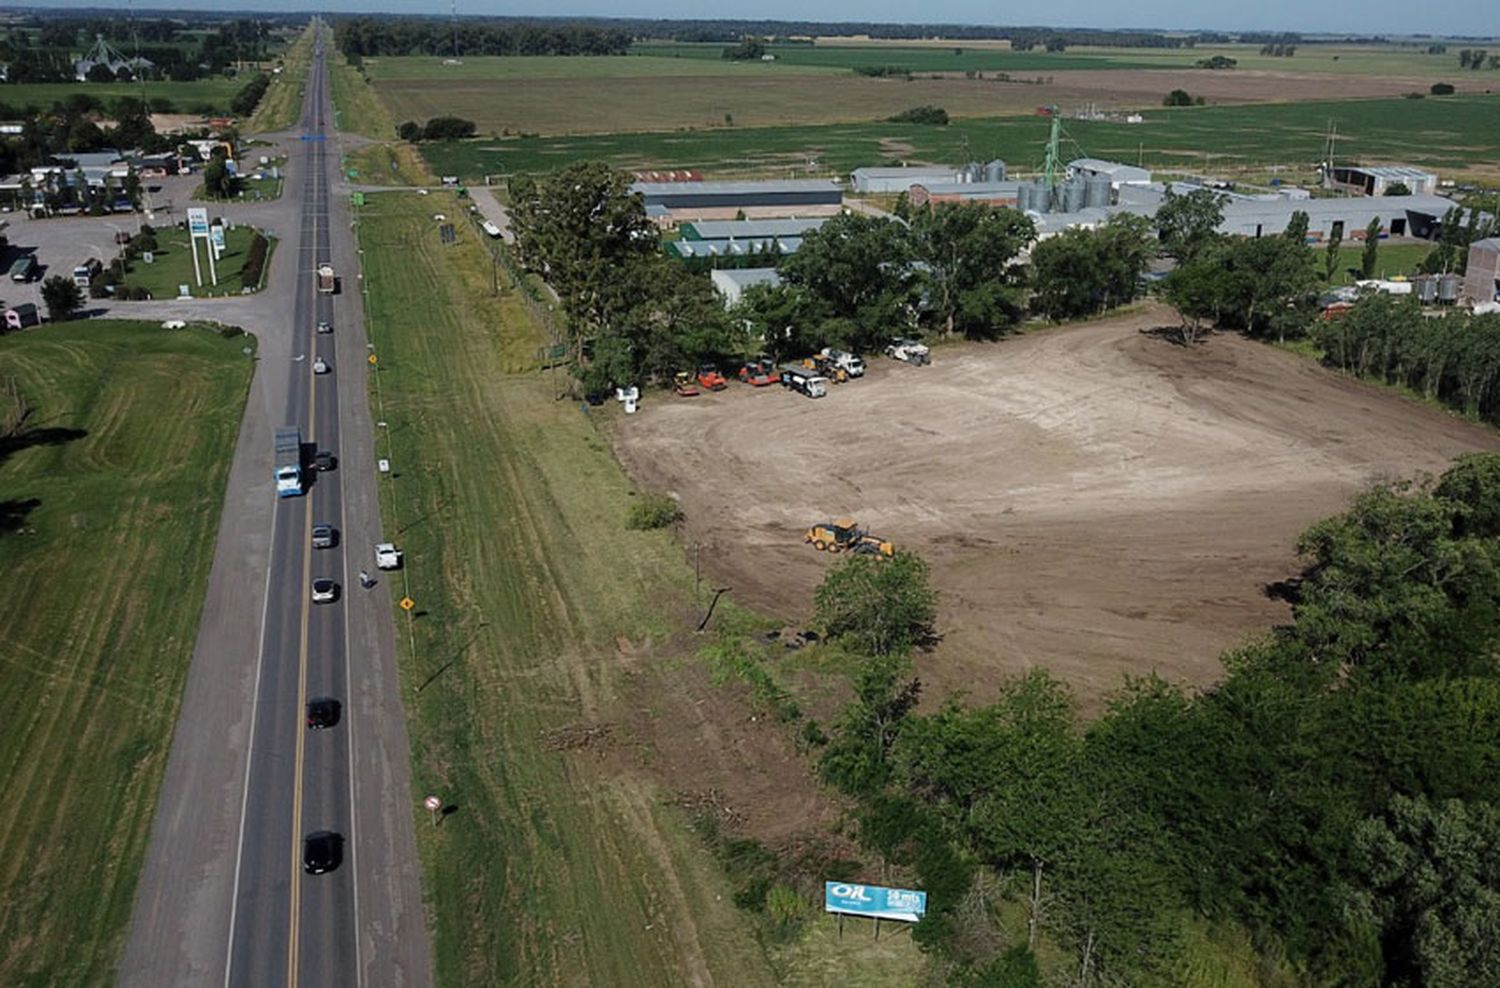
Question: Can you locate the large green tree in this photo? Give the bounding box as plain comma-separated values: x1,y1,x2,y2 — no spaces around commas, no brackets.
814,551,937,658
1153,186,1228,261
909,201,1034,338
778,212,918,350
1028,215,1153,321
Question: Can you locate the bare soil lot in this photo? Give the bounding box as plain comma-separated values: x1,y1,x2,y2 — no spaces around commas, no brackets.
616,307,1500,703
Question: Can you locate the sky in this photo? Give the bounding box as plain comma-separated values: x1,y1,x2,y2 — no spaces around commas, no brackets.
32,1,1500,38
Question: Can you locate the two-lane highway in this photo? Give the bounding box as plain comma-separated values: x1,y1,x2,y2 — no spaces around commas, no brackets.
225,38,360,987
120,21,431,988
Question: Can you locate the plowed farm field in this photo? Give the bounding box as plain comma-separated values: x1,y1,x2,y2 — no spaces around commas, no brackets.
616,307,1500,702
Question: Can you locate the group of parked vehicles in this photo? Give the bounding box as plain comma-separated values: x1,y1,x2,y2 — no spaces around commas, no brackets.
674,337,931,401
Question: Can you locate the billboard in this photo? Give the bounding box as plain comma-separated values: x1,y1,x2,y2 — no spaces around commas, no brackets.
209,224,226,251
187,207,210,237
824,882,927,923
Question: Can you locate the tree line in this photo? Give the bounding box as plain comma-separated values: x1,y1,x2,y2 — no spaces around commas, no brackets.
794,453,1500,984
332,17,630,58
0,17,279,83
508,162,1157,393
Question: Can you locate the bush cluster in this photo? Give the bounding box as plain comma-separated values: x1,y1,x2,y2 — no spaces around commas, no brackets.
229,73,270,118
625,492,681,530
240,232,269,289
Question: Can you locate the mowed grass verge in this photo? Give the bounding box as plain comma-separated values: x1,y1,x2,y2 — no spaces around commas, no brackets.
418,93,1500,179
0,319,253,986
331,53,395,140
355,190,779,985
246,21,315,133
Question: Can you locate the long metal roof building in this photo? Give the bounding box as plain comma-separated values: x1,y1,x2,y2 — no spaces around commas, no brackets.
632,179,842,210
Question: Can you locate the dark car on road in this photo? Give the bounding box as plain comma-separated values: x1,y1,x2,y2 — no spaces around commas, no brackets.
306,697,341,730
303,831,343,874
311,523,336,549
316,320,332,334
314,450,336,472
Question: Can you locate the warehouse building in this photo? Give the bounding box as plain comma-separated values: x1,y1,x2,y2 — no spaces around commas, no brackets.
1116,184,1464,241
851,166,964,193
632,179,842,222
711,267,782,306
1067,158,1151,188
1465,238,1500,305
1325,164,1438,197
910,181,1022,208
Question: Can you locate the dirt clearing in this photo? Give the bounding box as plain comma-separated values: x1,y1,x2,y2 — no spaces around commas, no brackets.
616,307,1500,704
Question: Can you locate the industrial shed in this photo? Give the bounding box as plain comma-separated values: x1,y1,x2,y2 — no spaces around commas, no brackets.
631,179,842,212
667,236,803,260
1326,165,1438,197
1465,238,1500,304
910,182,1021,208
711,267,782,306
1067,158,1152,188
680,217,826,241
851,166,963,193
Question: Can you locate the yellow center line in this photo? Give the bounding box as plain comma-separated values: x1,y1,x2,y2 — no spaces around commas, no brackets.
288,63,323,987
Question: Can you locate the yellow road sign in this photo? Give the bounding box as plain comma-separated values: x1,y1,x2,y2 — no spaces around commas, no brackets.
399,596,415,611
368,353,378,365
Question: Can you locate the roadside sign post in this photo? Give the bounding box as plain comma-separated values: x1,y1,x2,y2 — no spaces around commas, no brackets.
424,795,441,826
209,222,226,264
824,882,927,939
186,207,216,287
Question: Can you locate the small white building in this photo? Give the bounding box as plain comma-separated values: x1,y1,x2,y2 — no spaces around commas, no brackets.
711,267,782,307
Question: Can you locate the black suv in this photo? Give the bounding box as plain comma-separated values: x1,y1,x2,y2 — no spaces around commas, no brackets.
303,831,343,874
306,697,341,730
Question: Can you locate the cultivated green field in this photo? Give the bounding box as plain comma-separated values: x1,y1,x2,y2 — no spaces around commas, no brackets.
121,225,272,299
417,93,1500,179
0,319,253,986
355,190,863,985
0,78,243,114
631,41,1170,73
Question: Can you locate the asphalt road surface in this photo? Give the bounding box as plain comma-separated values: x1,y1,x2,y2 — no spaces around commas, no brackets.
119,24,432,988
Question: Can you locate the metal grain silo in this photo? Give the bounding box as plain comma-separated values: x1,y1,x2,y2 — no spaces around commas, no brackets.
1062,178,1085,213
1031,178,1051,214
1413,274,1438,304
1438,273,1462,303
1017,183,1033,212
985,159,1007,182
1085,175,1112,208
962,162,982,183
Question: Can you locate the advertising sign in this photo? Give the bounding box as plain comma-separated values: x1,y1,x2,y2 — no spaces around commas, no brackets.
187,207,210,237
209,224,226,251
824,882,927,923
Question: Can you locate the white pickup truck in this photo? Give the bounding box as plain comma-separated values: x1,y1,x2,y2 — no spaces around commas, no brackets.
374,543,403,570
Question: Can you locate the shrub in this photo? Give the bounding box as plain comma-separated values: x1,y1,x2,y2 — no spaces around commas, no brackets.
240,232,269,289
887,105,949,125
218,325,245,338
1164,88,1195,106
421,116,477,141
230,73,270,117
397,120,422,142
1431,82,1456,95
625,492,681,530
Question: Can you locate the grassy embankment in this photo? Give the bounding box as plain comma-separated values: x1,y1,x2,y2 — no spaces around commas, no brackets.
245,20,316,133
356,189,930,984
414,92,1500,179
0,319,253,986
121,225,273,299
330,51,395,140
331,48,436,186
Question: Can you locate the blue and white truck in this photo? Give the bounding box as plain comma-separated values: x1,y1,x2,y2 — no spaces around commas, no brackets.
275,427,304,497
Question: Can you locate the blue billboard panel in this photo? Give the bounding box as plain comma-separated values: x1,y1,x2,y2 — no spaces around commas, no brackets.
824,882,927,922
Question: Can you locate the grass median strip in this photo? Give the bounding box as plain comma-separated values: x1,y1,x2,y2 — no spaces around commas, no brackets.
0,319,254,986
248,21,316,133
356,190,780,985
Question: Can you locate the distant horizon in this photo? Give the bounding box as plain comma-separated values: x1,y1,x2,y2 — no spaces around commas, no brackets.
9,3,1500,40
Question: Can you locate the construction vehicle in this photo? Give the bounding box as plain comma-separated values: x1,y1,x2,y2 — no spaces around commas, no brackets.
696,363,728,391
316,263,336,294
800,354,847,383
805,517,895,557
779,365,828,398
673,371,700,397
820,347,866,378
738,357,778,387
887,337,931,365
